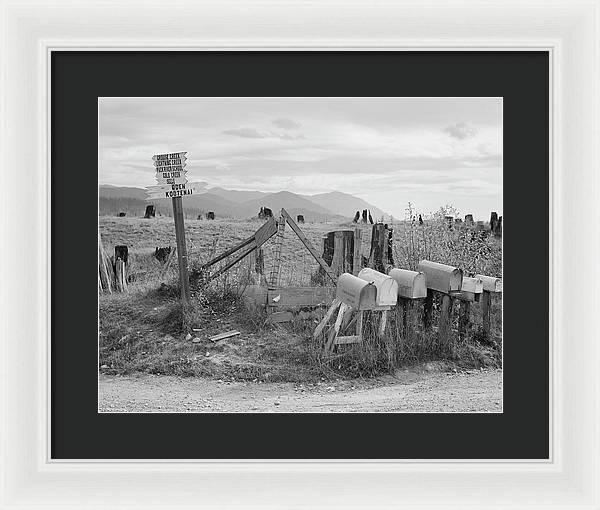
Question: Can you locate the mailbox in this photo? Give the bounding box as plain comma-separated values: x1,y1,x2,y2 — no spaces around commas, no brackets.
357,268,398,307
418,260,463,294
458,276,484,302
475,274,503,293
388,268,427,299
336,273,378,310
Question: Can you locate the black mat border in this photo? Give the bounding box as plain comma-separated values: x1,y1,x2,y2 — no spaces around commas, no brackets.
51,51,549,459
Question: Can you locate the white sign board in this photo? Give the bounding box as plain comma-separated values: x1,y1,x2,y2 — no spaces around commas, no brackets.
146,182,201,199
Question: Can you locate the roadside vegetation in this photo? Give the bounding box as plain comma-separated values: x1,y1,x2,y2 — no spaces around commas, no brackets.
99,205,502,382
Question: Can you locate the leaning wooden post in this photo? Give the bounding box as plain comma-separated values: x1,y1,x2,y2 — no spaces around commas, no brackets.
98,235,112,294
172,196,191,304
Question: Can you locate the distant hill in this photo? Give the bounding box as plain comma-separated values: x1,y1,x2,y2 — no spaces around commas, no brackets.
206,187,268,204
99,185,386,222
235,191,335,220
305,191,387,221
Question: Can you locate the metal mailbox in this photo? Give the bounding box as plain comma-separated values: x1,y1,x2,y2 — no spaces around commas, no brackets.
357,268,398,307
458,276,484,302
388,268,427,299
418,260,463,294
336,273,378,310
475,274,503,293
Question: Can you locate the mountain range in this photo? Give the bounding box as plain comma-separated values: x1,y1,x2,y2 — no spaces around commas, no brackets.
99,185,387,222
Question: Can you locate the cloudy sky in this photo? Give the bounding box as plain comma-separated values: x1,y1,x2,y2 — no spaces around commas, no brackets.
99,97,502,220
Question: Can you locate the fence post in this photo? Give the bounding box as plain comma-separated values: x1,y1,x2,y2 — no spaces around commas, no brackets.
481,290,492,342
353,228,362,275
423,289,434,329
438,294,453,349
458,300,471,341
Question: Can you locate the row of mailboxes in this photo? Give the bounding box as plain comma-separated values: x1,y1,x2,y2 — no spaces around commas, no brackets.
335,262,500,310
336,269,399,310
388,268,427,299
475,274,502,293
458,276,484,302
417,260,463,294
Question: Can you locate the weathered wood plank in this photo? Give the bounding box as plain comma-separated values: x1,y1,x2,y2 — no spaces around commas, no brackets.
352,228,362,275
280,208,335,282
209,330,240,342
334,335,361,345
313,298,341,339
325,302,349,352
267,287,336,308
267,311,293,324
205,243,257,283
438,294,453,347
481,290,492,342
201,235,254,269
269,215,286,286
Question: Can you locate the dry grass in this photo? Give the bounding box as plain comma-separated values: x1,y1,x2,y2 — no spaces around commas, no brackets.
99,207,502,381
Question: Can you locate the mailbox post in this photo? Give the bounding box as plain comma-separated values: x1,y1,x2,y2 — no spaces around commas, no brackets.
475,275,503,342
389,268,428,339
315,271,397,352
418,260,464,349
456,276,484,341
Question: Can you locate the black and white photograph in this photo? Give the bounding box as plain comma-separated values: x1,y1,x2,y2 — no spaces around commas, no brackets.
98,97,503,413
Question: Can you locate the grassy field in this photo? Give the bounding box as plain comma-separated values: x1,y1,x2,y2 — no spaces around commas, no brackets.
99,211,502,382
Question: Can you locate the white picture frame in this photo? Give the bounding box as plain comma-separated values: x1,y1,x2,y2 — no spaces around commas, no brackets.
1,1,598,508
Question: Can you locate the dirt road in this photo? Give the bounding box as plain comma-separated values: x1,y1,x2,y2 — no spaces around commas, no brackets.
99,367,502,413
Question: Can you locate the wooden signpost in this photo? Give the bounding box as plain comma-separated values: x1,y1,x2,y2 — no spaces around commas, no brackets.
146,151,200,304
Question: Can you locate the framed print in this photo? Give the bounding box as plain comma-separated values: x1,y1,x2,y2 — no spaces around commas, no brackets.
1,1,599,509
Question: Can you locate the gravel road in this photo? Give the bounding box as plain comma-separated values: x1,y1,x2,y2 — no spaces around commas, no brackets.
99,368,502,413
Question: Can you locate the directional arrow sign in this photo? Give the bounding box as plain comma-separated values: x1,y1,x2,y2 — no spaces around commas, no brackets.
154,158,187,168
152,151,187,162
146,182,201,199
155,169,187,182
155,175,188,186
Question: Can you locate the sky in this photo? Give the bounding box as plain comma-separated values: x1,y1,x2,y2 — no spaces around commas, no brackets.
99,97,502,220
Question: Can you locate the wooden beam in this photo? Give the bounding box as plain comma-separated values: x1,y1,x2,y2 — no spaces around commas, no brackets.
266,311,294,324
334,335,361,345
438,294,453,348
313,299,341,339
325,302,349,352
205,243,257,283
269,215,286,286
280,208,336,283
201,235,255,269
481,290,492,342
267,287,336,308
353,228,362,275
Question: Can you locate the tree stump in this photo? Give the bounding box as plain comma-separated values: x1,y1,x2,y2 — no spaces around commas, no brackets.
143,205,155,218
114,245,128,265
319,230,356,279
368,223,393,273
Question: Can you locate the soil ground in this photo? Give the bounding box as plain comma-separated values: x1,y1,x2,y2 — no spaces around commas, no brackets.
99,367,502,413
